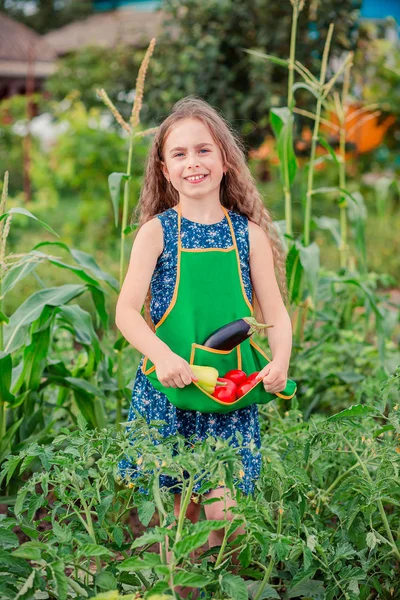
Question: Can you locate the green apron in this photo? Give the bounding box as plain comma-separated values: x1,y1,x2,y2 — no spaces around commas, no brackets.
142,204,297,414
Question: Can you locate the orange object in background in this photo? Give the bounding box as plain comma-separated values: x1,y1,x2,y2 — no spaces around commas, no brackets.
250,103,396,174
320,103,396,154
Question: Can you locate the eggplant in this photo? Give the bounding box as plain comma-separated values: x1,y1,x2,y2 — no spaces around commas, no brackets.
202,317,273,350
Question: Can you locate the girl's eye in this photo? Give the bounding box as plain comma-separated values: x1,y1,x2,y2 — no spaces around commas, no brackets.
173,149,209,158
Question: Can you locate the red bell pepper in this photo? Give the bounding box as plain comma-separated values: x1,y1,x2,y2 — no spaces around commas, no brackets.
246,372,260,385
223,369,247,387
212,377,237,403
237,379,258,399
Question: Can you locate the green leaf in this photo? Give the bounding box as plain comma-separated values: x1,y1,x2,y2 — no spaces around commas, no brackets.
292,82,326,106
174,571,212,588
0,352,15,405
97,494,114,523
328,276,383,320
220,572,248,600
66,577,88,597
12,545,42,561
21,325,51,392
0,207,59,237
239,544,251,568
64,377,107,400
2,259,40,297
0,527,20,549
15,489,29,517
14,569,35,600
0,439,23,482
270,107,297,186
49,560,69,600
119,552,161,570
327,404,379,422
29,250,101,287
58,305,101,362
109,172,130,227
146,581,170,595
287,579,325,598
95,570,118,591
130,529,167,549
174,521,225,557
33,241,119,292
52,521,73,544
27,494,45,521
318,136,340,165
311,186,344,196
0,309,9,324
313,216,341,247
138,501,155,527
286,244,303,303
242,48,288,67
4,284,86,353
299,242,320,300
89,284,109,329
373,424,395,437
247,581,280,599
337,371,364,384
112,526,124,548
366,532,379,550
78,544,115,558
123,223,139,235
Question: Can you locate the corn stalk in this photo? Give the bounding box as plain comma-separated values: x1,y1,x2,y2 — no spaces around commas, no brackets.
98,39,157,430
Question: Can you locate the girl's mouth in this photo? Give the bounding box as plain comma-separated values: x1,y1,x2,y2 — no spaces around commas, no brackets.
184,174,208,184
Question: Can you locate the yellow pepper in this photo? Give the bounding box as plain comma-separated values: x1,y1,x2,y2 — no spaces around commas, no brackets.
191,365,222,394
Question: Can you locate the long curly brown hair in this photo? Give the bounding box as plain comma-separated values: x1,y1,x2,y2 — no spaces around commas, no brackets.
132,96,288,330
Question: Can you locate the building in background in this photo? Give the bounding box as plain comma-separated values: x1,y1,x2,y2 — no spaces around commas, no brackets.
43,1,163,57
0,13,56,100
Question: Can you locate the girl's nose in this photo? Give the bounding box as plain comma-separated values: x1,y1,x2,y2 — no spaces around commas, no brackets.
186,153,201,168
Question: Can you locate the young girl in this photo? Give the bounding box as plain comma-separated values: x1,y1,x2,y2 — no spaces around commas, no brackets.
116,95,292,540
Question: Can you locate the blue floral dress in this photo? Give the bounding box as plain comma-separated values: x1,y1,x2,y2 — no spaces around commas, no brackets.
118,208,262,495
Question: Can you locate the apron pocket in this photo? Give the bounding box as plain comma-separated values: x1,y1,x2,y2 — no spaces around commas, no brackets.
142,341,296,414
249,339,297,401
189,342,296,412
190,343,241,374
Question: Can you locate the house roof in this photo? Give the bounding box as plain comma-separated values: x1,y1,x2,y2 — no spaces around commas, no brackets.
43,9,164,56
0,12,56,78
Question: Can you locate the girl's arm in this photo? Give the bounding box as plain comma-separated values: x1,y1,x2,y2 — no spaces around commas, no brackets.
248,220,292,393
115,218,196,388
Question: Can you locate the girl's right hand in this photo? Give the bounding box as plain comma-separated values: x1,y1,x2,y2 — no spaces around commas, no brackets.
155,351,198,388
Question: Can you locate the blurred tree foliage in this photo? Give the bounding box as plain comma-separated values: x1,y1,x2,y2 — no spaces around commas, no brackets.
0,0,93,34
44,0,362,147
353,19,400,115
0,94,149,244
45,45,145,121
140,0,363,146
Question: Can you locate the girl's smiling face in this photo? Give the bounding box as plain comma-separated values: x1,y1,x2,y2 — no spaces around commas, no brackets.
161,117,226,201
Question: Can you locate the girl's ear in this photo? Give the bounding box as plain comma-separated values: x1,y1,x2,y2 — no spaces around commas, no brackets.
161,161,170,181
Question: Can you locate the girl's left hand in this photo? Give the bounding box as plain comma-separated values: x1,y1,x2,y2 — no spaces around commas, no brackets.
256,361,288,394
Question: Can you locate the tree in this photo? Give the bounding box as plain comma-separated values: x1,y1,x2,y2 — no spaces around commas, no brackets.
43,0,363,148
44,45,145,121
0,0,93,34
141,0,362,147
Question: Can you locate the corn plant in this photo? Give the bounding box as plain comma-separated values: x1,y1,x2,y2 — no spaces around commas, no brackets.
246,1,393,363
97,38,158,431
0,171,122,483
